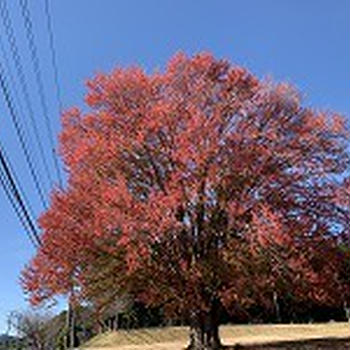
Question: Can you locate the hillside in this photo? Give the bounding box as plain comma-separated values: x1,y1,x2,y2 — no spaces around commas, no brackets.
0,334,20,349
82,322,350,350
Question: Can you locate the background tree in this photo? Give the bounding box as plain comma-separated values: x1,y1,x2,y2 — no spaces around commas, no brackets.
7,310,57,350
22,53,349,350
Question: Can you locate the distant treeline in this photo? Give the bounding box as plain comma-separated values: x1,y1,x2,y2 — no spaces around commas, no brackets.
55,299,350,348
2,298,348,350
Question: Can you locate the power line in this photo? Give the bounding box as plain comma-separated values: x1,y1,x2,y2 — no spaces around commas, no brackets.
0,139,36,220
19,0,63,187
0,169,37,248
0,37,45,212
0,166,38,248
0,37,27,142
0,63,48,209
44,0,63,113
0,143,41,247
0,0,54,189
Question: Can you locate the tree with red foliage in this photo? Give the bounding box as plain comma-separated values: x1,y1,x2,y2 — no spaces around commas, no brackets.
22,53,349,350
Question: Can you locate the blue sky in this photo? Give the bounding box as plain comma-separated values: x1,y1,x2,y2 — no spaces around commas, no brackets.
0,0,349,333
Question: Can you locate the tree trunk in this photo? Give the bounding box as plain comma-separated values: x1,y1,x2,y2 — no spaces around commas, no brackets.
273,291,281,323
344,301,350,322
114,313,119,331
187,308,222,350
65,302,75,349
70,306,75,349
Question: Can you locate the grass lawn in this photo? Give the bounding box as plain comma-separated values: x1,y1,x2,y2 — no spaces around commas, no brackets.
82,322,349,350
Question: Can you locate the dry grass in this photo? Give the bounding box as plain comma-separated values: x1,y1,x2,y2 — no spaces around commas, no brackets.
82,322,349,350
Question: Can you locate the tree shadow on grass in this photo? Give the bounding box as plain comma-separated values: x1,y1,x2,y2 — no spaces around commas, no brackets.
225,337,350,350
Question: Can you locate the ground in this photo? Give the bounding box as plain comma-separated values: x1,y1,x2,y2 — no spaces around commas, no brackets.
82,322,349,350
